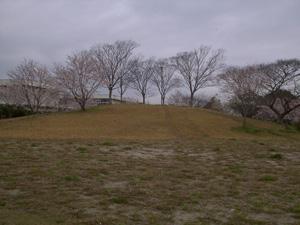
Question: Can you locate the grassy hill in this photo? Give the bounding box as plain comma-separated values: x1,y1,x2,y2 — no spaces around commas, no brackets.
0,104,295,140
0,105,299,225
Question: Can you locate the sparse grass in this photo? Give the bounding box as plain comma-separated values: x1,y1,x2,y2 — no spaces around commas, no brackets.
231,125,263,134
270,153,283,160
76,146,87,153
0,139,299,225
101,141,116,146
259,175,278,182
64,175,80,182
0,105,299,224
291,204,300,214
111,196,129,204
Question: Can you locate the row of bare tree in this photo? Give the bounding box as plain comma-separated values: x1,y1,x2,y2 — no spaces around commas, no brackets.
2,40,299,125
2,40,225,111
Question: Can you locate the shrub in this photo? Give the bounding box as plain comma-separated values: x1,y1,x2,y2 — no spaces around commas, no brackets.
0,104,32,119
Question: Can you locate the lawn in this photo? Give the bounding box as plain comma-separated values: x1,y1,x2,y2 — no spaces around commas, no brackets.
0,105,299,225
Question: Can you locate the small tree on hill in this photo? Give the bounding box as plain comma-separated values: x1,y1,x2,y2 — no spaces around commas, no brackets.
55,50,102,111
130,58,155,104
8,59,54,113
93,40,138,103
219,66,262,127
152,59,181,105
173,46,224,106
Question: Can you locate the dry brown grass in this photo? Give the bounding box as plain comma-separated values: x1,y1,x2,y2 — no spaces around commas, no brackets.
0,104,294,141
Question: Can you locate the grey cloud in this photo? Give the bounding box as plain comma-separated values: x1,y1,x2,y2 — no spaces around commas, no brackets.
1,0,299,75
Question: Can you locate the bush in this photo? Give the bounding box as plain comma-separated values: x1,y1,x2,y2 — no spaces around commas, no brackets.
0,104,32,119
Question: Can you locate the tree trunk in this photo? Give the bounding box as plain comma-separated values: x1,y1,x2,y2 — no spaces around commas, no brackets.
108,87,113,104
120,92,123,103
161,96,165,105
80,102,86,111
142,94,145,104
190,92,194,107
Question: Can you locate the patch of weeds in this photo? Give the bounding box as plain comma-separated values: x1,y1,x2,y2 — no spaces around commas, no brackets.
281,125,300,133
228,212,267,225
270,153,283,160
111,196,128,204
31,143,39,147
228,164,243,174
101,141,116,146
290,203,300,214
213,147,220,151
259,175,277,182
123,146,132,150
76,147,87,153
232,125,262,134
0,201,6,207
55,219,65,224
189,192,202,204
64,175,80,182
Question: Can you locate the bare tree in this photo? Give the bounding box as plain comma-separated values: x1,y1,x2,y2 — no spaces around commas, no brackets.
8,59,54,113
219,66,262,127
55,50,101,111
117,58,136,102
130,58,155,104
173,46,224,106
259,59,300,124
152,59,181,105
93,40,138,102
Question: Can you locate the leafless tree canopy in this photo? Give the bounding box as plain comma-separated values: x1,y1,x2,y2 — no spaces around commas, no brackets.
7,59,55,113
219,66,262,126
130,58,155,104
152,59,180,105
173,46,224,106
55,50,101,111
93,40,138,102
258,59,300,123
117,58,137,102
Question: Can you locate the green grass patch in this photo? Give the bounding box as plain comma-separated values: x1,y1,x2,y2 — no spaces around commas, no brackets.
290,204,300,214
228,164,243,174
231,125,262,134
0,201,6,207
101,141,116,146
111,196,128,204
64,175,80,182
259,175,277,182
270,153,283,160
76,147,87,153
280,124,300,133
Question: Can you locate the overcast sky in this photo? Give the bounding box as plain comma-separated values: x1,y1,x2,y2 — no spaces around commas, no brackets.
1,0,300,101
